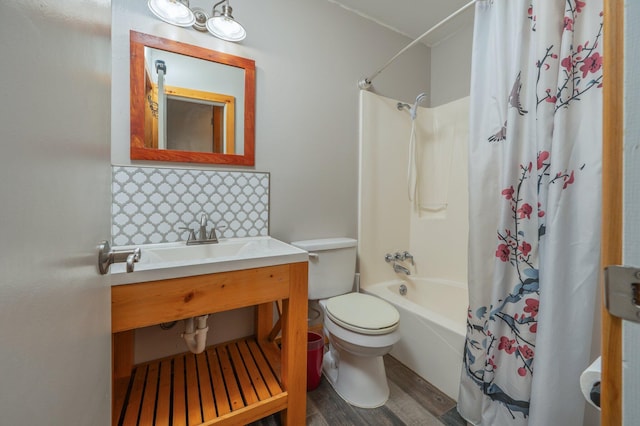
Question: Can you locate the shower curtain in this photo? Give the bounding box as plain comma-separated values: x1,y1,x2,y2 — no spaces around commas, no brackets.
459,1,603,425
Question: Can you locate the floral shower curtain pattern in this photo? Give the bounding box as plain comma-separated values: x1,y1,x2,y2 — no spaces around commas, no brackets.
458,1,603,425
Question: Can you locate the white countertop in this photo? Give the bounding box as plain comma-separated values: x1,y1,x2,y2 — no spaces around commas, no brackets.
110,236,308,286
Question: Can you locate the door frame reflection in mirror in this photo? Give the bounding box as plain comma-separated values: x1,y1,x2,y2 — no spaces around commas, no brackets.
146,85,236,154
130,30,255,166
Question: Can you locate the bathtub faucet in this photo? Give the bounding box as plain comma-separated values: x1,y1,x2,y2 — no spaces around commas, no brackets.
393,262,411,275
384,251,414,265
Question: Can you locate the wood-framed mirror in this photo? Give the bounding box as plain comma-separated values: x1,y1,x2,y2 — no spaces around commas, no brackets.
130,30,255,166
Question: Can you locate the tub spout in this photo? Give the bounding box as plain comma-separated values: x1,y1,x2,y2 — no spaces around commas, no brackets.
393,262,411,275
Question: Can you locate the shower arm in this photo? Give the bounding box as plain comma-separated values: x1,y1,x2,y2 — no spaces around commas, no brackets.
358,0,477,90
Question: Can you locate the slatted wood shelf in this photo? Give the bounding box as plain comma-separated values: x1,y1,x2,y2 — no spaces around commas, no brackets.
114,337,286,426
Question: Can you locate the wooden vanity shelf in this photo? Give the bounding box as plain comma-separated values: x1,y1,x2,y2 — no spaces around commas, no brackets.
114,337,285,426
111,262,308,426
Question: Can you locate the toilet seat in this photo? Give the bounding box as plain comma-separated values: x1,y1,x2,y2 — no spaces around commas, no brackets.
325,293,399,335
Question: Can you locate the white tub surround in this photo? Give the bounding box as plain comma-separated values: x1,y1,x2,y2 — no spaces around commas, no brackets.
358,90,470,400
358,91,469,287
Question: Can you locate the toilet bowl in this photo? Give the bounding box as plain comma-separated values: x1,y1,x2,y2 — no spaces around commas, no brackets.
319,293,400,408
289,238,401,408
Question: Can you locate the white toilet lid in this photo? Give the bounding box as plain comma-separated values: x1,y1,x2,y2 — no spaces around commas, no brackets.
325,293,400,335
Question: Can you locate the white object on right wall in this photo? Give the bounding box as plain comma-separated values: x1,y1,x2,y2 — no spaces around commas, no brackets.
580,357,601,410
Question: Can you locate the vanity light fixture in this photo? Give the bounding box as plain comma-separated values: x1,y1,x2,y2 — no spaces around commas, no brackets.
147,0,196,27
147,0,246,42
205,0,246,42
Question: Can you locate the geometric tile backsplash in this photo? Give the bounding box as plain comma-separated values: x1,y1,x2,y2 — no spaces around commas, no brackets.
112,166,269,246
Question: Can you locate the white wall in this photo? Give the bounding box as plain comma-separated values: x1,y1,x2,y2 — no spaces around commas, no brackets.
430,25,474,107
113,0,430,362
0,1,112,424
112,0,430,244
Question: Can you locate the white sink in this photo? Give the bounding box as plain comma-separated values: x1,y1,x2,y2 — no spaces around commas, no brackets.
110,236,308,285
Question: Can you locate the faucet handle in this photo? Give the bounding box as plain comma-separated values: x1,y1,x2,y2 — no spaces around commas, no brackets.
179,226,197,242
208,225,227,241
402,251,414,265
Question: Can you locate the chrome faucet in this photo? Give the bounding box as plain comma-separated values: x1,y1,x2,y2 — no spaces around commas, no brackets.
199,214,208,241
180,214,223,245
384,251,415,265
393,262,411,275
393,251,414,264
384,251,414,275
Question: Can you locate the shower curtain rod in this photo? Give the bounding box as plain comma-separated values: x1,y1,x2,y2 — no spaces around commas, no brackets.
358,0,476,90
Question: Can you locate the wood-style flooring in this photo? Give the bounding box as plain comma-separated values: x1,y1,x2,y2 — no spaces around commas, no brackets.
251,355,467,426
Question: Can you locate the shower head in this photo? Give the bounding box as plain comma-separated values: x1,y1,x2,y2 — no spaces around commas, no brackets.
414,92,428,106
410,92,428,120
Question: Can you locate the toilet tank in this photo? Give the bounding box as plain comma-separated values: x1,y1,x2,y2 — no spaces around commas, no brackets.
290,238,357,300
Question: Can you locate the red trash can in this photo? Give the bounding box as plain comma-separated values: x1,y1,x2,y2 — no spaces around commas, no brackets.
306,331,324,391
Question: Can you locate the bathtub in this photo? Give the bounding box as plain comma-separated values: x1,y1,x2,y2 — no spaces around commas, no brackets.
365,278,468,401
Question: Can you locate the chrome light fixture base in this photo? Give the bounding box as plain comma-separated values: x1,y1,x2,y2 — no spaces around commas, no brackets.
191,7,209,32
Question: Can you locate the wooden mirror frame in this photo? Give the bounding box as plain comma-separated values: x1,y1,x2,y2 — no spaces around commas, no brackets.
130,30,255,166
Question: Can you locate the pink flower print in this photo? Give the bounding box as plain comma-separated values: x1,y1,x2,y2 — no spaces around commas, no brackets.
518,367,528,377
488,357,497,370
518,241,532,257
529,323,538,333
561,56,573,72
563,170,575,189
575,0,586,13
546,96,557,103
524,298,539,317
538,202,545,218
564,17,574,31
502,186,515,200
537,151,550,169
498,336,517,354
580,52,603,78
517,203,533,219
496,244,510,262
519,345,535,359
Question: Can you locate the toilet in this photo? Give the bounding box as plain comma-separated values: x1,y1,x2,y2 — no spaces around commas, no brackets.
290,237,401,408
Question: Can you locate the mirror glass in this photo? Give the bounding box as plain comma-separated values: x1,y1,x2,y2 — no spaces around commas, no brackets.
130,31,255,165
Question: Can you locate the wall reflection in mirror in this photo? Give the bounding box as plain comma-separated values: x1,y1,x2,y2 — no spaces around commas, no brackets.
130,31,255,166
143,48,241,155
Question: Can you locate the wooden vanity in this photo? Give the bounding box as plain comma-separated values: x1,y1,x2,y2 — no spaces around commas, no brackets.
111,261,308,425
